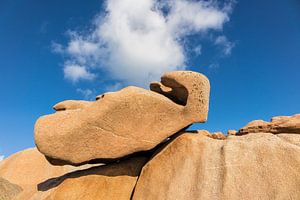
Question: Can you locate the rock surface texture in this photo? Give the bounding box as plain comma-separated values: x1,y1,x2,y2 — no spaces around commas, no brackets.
0,148,146,200
238,113,300,135
45,157,146,200
0,177,22,200
0,148,74,200
34,71,210,165
2,118,300,200
133,132,300,200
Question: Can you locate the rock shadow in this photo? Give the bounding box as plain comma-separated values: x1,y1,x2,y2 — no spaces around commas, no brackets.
37,125,194,192
37,156,147,192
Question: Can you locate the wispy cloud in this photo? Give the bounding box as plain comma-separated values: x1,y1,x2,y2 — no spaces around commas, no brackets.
76,88,96,100
105,82,123,92
193,45,202,56
215,35,235,56
51,42,64,54
54,0,234,86
208,63,220,69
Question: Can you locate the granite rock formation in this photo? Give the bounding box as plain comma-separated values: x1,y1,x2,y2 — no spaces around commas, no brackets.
0,148,146,200
45,157,146,200
0,177,22,200
238,113,300,135
1,70,299,200
2,118,300,200
34,71,210,165
133,131,300,200
0,148,73,200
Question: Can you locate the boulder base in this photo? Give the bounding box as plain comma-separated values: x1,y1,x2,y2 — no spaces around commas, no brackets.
133,132,300,200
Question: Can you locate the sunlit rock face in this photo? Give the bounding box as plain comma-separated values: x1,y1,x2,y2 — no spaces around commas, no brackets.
0,148,147,200
2,96,300,200
0,148,73,200
34,71,210,165
132,132,300,200
238,114,300,135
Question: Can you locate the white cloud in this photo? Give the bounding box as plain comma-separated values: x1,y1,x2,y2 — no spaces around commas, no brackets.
0,155,4,161
193,45,202,56
64,64,96,83
215,35,235,55
165,0,229,36
208,63,219,69
56,0,234,86
51,42,64,54
76,88,95,100
105,82,123,92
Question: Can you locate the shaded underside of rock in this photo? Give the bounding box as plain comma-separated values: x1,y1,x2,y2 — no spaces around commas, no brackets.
34,71,210,165
0,177,22,200
132,132,300,200
45,157,147,200
238,113,300,135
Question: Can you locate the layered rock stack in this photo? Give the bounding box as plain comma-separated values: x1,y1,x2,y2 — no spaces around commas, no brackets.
0,71,299,200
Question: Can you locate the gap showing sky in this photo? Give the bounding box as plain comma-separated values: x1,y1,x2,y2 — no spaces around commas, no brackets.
0,0,300,158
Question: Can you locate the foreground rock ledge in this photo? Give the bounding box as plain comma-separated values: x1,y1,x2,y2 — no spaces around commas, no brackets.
34,71,210,165
0,148,147,200
133,132,300,200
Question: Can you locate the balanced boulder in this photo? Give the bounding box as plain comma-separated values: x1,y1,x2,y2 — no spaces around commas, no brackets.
34,71,210,165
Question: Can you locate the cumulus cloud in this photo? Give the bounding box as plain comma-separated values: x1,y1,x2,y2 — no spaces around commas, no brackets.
56,0,234,86
215,35,235,55
64,64,96,83
0,155,4,161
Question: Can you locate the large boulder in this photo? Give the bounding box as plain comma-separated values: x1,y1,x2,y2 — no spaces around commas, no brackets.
132,132,300,200
34,71,210,165
238,114,300,135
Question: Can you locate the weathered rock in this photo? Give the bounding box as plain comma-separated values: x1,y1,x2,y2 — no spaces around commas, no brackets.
0,148,82,200
0,177,22,200
53,100,92,111
35,71,210,165
191,130,212,137
211,132,226,139
45,157,147,200
227,129,237,135
132,132,300,200
0,148,147,200
238,114,300,135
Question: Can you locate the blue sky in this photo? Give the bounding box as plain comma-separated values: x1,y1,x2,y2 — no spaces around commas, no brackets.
0,0,300,158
